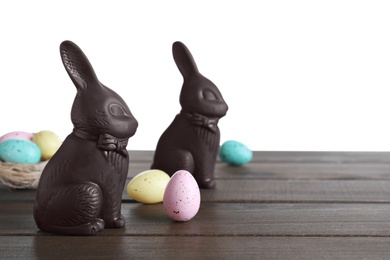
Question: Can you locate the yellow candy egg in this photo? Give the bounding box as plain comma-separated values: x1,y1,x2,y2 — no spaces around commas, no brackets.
127,169,170,204
32,130,62,161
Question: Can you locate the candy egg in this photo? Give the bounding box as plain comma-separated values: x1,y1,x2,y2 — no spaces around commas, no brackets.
127,169,170,204
0,131,34,144
32,130,62,161
219,140,253,166
0,139,41,164
163,170,201,222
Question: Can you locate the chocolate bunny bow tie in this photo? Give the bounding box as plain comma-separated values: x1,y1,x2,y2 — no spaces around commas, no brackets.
181,111,219,133
97,133,128,157
73,129,129,157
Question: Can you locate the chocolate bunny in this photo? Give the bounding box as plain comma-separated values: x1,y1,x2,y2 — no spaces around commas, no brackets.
151,41,228,189
33,40,138,235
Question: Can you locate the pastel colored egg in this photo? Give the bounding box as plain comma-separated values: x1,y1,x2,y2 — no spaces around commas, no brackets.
0,131,34,144
163,170,201,222
32,130,62,161
127,169,170,204
0,139,41,164
219,140,253,166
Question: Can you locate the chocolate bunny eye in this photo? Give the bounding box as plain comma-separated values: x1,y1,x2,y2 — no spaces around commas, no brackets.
109,104,127,116
202,89,217,100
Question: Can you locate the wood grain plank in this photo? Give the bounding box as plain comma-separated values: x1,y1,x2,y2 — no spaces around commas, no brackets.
108,151,390,180
123,179,390,203
2,162,390,195
3,152,390,191
2,151,389,259
3,179,390,203
128,150,390,163
197,179,390,203
244,151,390,163
125,161,390,180
213,162,390,180
2,201,390,237
2,236,390,260
0,189,36,201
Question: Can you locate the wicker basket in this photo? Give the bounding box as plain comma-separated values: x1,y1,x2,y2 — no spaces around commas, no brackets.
0,161,48,189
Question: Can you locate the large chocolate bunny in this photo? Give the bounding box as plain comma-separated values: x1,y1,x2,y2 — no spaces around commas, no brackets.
151,41,228,189
33,40,138,235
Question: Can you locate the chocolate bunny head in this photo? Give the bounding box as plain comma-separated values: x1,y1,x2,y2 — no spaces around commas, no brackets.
173,41,228,118
60,40,138,139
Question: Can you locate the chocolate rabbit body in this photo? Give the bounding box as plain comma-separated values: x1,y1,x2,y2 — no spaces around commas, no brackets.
151,42,228,189
33,41,138,235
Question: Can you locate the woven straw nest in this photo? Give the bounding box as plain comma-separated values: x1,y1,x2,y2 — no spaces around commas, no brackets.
0,161,48,189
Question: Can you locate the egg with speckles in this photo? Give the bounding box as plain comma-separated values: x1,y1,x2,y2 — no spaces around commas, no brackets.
0,139,41,164
163,170,201,222
127,169,170,204
219,140,253,166
0,131,34,144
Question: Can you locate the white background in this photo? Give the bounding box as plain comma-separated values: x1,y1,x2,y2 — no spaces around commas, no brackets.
1,0,390,151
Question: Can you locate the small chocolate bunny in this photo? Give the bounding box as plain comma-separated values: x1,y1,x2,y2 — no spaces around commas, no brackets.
33,40,138,235
151,41,228,189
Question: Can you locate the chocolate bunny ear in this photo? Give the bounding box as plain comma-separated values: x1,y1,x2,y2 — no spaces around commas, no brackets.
60,40,99,90
172,41,200,78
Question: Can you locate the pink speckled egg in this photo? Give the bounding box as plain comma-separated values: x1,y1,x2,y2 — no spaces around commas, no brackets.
163,170,201,222
0,131,34,144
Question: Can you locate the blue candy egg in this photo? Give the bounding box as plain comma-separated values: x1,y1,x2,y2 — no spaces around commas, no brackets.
219,140,253,166
0,139,41,164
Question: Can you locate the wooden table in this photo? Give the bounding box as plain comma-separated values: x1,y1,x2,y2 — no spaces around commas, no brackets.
2,151,390,259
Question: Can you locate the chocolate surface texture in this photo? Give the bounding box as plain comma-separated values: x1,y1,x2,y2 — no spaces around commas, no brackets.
151,41,228,189
33,40,138,235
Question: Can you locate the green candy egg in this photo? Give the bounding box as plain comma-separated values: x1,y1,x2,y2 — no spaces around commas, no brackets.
0,139,41,164
219,140,253,166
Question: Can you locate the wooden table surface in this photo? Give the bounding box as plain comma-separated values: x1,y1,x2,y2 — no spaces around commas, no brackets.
2,151,390,259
